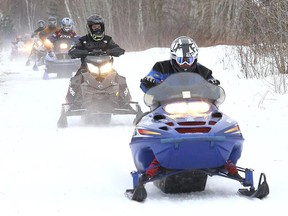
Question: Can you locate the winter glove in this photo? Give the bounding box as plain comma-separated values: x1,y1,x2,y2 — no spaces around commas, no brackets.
105,49,111,55
141,76,158,89
208,78,220,85
48,51,54,58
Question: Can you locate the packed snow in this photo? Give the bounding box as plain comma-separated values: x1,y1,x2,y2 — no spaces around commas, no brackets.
0,46,287,216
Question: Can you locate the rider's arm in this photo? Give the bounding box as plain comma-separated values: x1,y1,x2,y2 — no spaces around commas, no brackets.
106,46,125,57
38,29,47,41
140,68,167,93
196,63,220,85
68,41,89,58
105,38,125,57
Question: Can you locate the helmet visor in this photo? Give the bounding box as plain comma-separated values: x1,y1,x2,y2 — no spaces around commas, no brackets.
38,21,45,28
176,56,195,66
48,20,57,26
63,25,72,31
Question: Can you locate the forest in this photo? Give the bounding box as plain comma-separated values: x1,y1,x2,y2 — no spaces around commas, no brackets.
0,0,287,88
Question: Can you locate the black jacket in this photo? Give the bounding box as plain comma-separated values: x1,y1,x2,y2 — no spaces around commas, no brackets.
140,59,215,92
68,34,125,65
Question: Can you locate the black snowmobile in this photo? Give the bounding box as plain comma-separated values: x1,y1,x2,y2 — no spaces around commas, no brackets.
57,54,142,127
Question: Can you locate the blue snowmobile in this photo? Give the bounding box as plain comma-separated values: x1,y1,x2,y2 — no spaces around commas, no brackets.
125,72,269,202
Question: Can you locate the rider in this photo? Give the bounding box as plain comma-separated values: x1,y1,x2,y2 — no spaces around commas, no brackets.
68,14,125,74
65,14,125,108
26,19,46,66
46,17,79,57
140,36,220,93
10,35,23,59
31,20,46,38
38,16,61,46
139,36,241,181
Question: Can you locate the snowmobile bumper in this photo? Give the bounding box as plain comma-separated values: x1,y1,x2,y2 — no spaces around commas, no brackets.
125,166,269,202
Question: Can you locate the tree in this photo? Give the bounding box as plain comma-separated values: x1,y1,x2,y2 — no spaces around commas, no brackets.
0,13,15,46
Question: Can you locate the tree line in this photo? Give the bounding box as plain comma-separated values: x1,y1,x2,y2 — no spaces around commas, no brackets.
0,0,269,49
1,0,287,91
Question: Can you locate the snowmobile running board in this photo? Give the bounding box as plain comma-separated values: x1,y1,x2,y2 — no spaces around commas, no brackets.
125,167,269,202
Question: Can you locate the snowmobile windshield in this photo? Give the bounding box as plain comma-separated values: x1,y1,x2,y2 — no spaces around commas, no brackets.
144,72,225,107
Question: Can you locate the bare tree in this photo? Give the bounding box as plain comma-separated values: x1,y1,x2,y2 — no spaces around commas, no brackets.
235,0,288,93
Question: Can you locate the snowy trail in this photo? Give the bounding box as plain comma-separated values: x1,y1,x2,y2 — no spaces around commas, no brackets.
0,50,287,215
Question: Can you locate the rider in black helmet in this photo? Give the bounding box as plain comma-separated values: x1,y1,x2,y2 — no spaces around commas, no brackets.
86,14,105,41
68,14,125,73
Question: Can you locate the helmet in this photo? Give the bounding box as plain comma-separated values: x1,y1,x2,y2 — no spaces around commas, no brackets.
61,17,73,32
86,14,105,41
170,36,199,71
37,20,46,28
47,16,57,28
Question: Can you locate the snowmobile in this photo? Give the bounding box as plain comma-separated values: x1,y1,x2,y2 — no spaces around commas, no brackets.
43,38,80,79
125,72,269,202
57,54,143,127
10,36,33,61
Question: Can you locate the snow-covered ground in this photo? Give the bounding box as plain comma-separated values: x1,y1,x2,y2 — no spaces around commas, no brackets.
0,46,287,216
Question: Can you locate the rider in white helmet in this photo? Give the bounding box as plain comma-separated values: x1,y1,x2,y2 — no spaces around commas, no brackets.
140,36,220,93
139,36,221,182
45,17,79,56
48,17,78,43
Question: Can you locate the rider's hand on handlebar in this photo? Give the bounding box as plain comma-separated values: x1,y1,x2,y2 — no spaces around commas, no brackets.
208,78,220,85
141,76,158,88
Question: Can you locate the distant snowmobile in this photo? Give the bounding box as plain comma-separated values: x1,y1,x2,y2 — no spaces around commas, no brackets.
26,37,47,71
43,38,80,79
125,72,269,202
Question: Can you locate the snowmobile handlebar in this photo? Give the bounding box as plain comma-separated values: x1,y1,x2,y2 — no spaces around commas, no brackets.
69,48,109,58
87,49,106,56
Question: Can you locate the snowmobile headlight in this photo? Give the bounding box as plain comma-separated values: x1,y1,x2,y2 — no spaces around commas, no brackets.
100,62,113,75
164,101,211,116
36,40,43,46
43,39,53,49
87,63,99,74
59,43,68,49
23,42,33,53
